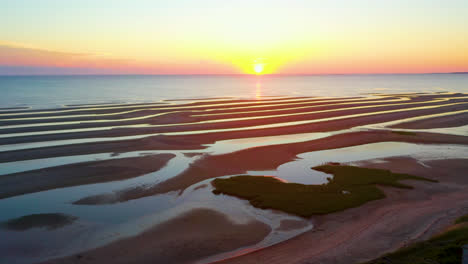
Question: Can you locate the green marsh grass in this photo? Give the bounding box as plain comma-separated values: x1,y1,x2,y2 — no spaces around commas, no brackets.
212,165,436,217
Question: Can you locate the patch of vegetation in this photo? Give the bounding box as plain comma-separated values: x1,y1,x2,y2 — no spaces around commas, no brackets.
362,226,468,264
455,214,468,224
212,165,436,217
1,213,77,231
391,130,417,136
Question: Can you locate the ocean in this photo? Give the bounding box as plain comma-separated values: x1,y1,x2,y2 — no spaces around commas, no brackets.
1,74,468,109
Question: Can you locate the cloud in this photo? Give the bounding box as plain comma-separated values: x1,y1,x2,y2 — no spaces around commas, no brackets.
0,44,93,66
0,66,121,75
0,44,238,75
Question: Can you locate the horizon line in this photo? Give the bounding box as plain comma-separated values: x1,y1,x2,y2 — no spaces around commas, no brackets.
1,72,467,77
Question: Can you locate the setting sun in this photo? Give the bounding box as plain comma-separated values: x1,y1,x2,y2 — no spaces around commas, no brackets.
254,64,264,74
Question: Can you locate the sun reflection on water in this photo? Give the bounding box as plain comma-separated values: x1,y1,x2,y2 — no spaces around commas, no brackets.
256,80,262,99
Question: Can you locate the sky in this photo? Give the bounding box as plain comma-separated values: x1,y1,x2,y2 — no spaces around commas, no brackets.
1,0,468,75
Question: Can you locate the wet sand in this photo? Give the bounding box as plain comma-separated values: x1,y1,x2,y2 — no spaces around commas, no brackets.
391,111,468,129
0,154,174,199
216,158,468,264
1,95,466,147
42,208,271,264
1,102,467,163
73,130,467,205
0,93,467,264
2,213,77,231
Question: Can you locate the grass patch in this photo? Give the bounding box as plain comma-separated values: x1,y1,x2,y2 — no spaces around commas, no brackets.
362,226,468,264
1,213,77,231
392,130,417,136
455,214,468,224
361,214,468,263
212,165,436,217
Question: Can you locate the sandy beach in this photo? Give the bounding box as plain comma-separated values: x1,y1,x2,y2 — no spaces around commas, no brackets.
0,93,467,264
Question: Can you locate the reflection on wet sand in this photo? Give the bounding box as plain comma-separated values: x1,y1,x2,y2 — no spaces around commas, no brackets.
0,93,467,264
43,208,271,264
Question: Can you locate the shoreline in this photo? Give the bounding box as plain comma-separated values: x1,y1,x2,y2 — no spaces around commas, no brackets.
0,93,467,264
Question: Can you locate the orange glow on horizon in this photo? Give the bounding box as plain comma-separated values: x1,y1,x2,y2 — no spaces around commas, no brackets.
2,26,468,75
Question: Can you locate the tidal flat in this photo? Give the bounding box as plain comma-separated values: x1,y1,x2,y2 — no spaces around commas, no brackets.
0,92,467,264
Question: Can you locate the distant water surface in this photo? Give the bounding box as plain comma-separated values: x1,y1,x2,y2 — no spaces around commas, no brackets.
1,74,467,109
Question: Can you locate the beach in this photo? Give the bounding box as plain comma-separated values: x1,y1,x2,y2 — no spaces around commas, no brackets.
0,91,467,264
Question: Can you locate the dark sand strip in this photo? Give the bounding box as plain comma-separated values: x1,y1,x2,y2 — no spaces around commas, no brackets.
0,111,192,132
0,154,175,199
0,135,201,163
391,111,468,129
42,208,271,264
0,107,30,111
2,213,77,231
162,96,236,101
63,102,165,108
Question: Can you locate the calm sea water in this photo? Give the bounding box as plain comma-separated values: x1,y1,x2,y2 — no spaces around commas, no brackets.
1,74,467,109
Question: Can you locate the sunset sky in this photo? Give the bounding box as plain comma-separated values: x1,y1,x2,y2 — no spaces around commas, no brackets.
1,0,468,75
